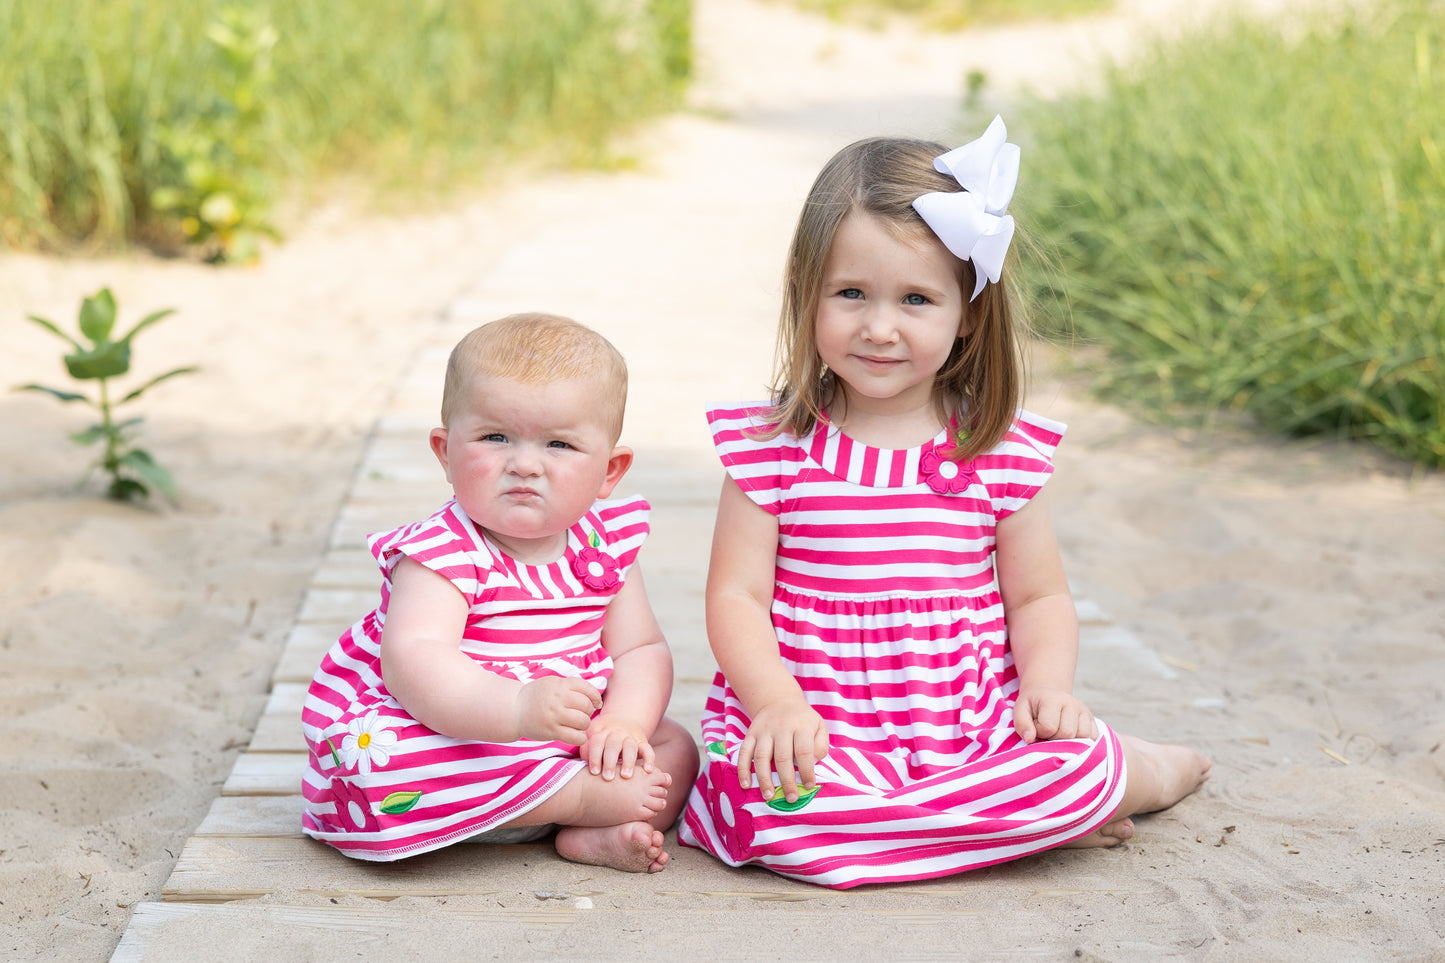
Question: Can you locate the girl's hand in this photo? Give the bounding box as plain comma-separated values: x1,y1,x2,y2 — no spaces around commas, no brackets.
739,698,830,804
583,714,656,781
514,676,602,746
1013,686,1098,744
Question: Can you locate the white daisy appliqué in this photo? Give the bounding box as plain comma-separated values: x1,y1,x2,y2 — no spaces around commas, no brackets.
338,709,398,775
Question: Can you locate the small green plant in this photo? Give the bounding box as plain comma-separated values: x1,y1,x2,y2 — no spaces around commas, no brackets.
17,288,197,501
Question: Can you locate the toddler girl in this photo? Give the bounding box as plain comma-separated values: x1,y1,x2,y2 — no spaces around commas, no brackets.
678,118,1211,888
304,313,698,874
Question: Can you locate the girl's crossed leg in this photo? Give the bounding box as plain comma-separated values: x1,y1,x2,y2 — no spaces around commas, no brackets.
1065,734,1212,848
506,718,700,873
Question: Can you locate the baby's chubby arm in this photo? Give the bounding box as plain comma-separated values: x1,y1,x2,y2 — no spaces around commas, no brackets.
380,557,601,745
995,488,1099,744
708,476,830,804
585,562,672,780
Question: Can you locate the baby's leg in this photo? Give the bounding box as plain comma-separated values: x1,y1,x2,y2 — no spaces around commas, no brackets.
553,718,699,874
511,754,671,831
1064,733,1211,849
516,718,699,873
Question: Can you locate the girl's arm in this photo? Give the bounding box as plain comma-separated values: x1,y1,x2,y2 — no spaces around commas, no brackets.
994,487,1099,743
380,557,601,745
707,475,829,804
584,563,673,780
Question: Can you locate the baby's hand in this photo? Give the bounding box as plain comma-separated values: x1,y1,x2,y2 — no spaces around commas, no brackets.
1014,686,1098,744
514,676,602,746
740,698,830,805
583,715,655,781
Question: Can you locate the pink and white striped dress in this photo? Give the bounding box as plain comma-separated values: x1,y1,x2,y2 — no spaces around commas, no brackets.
678,404,1125,888
302,495,649,860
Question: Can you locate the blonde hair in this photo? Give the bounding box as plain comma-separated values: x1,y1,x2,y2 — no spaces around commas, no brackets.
768,136,1029,463
440,312,628,440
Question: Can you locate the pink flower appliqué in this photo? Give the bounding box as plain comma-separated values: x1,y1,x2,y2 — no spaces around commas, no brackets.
330,778,380,833
919,446,977,494
711,763,758,863
572,531,620,591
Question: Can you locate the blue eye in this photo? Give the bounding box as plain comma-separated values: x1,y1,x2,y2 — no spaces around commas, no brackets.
903,293,928,306
548,440,573,449
839,288,864,300
482,433,507,443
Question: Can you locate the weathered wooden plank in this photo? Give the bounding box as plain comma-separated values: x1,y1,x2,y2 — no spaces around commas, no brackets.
297,588,375,625
344,474,450,510
162,835,515,902
307,555,379,590
272,624,334,684
263,681,306,715
192,794,304,838
114,896,1009,963
160,834,829,904
222,752,305,796
249,713,303,754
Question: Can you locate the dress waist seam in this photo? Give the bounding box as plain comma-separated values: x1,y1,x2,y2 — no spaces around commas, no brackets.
773,588,997,604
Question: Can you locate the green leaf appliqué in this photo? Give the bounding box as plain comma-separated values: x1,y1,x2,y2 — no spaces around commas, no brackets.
379,790,423,814
764,784,820,813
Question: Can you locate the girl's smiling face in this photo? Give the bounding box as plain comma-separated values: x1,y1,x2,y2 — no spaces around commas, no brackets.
429,373,630,564
814,212,968,422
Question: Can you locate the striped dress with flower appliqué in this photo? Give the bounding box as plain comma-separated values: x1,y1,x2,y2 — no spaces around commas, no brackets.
302,495,649,860
678,404,1125,889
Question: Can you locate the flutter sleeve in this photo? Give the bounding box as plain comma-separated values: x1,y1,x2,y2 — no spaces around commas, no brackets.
971,408,1067,520
706,403,794,517
590,494,651,584
367,500,493,607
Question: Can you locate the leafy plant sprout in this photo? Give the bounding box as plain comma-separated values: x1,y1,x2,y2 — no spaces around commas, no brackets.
16,288,197,502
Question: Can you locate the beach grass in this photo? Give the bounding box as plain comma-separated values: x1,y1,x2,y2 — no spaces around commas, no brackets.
1017,0,1445,467
0,0,691,257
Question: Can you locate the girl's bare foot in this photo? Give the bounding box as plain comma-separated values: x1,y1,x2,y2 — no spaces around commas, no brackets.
555,822,669,873
1061,816,1135,849
1121,734,1212,814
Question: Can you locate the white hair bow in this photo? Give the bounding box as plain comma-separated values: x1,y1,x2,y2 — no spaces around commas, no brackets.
911,115,1020,301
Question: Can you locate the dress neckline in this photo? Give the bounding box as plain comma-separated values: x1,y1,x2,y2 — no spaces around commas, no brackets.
804,409,967,490
451,501,590,582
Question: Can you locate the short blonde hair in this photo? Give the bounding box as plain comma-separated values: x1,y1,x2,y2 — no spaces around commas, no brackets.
769,137,1029,463
440,313,628,440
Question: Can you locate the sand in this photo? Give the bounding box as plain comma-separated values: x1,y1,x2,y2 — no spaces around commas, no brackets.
3,0,1443,959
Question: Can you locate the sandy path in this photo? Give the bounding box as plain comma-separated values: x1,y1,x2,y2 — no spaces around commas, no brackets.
3,0,1443,958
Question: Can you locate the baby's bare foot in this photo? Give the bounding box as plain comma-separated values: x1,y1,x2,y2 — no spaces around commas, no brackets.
1122,735,1212,813
563,765,672,827
606,767,671,823
555,822,668,873
1061,817,1135,849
